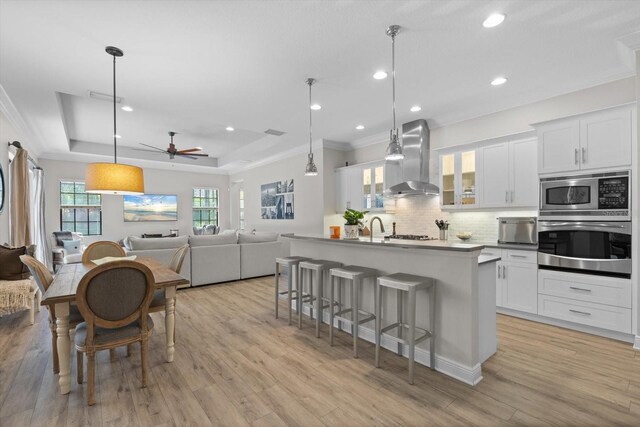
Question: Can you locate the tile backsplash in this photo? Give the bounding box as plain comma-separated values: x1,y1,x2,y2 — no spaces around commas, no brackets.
386,197,537,242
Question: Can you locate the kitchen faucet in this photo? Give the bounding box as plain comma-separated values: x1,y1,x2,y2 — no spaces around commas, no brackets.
369,216,385,242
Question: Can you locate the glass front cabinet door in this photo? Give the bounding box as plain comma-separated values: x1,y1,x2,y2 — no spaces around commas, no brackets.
439,150,478,209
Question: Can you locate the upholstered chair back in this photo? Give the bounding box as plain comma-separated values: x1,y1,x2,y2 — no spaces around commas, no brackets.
76,261,154,332
82,241,125,263
19,254,53,294
168,244,189,273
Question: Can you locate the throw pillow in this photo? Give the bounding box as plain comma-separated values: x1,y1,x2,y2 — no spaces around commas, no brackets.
62,239,82,255
53,231,72,246
0,245,30,280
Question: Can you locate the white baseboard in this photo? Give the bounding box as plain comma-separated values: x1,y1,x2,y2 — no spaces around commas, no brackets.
296,303,483,386
634,335,640,351
497,307,635,343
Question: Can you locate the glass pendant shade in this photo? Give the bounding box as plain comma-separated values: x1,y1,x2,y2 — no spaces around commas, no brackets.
85,163,145,195
304,153,318,176
85,46,145,195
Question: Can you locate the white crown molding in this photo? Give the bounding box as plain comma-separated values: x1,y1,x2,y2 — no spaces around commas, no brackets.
0,84,44,156
616,31,640,71
348,130,388,150
320,139,351,151
225,143,309,175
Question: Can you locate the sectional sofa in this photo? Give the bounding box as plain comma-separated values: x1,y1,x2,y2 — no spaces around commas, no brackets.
123,231,288,287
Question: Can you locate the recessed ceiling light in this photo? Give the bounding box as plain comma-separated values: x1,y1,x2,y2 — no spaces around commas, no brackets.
356,125,365,130
226,126,235,131
410,105,422,112
483,13,505,28
121,105,133,112
373,71,388,80
491,76,508,86
310,104,322,110
114,134,122,138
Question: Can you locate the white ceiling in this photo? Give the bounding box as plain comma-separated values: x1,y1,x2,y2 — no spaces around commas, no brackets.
1,0,639,172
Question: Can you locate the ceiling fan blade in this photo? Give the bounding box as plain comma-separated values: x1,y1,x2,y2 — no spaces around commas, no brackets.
179,153,209,157
177,148,203,154
139,143,168,153
131,148,165,153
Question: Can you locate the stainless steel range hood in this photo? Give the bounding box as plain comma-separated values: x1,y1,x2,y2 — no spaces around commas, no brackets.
383,119,439,198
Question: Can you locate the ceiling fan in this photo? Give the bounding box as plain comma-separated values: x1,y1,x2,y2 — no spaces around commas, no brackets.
136,132,209,160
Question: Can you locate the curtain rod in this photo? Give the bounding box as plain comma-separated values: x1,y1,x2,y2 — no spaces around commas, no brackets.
7,141,41,169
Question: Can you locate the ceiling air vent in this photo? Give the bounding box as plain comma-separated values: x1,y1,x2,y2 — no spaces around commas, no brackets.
264,129,286,136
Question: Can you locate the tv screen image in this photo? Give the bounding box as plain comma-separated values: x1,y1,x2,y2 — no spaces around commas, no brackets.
123,194,178,222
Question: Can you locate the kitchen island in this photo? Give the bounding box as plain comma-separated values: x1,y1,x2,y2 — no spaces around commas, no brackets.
283,234,499,385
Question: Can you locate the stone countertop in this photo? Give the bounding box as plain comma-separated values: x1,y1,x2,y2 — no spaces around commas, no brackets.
283,234,485,252
478,254,501,265
465,240,538,251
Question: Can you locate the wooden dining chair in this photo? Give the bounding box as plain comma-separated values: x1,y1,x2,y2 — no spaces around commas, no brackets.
82,241,125,263
19,255,85,374
148,244,189,340
74,260,155,406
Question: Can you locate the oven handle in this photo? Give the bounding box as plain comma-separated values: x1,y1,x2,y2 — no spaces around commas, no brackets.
538,221,631,234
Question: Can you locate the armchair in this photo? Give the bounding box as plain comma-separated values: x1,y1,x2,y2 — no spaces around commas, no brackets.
51,231,85,272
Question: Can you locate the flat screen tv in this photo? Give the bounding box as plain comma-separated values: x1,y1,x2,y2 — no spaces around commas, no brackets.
123,194,178,222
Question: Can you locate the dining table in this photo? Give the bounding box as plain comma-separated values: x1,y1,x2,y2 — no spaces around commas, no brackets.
41,257,190,395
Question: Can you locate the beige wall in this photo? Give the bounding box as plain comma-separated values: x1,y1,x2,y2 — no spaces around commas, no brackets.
39,159,230,244
229,146,328,235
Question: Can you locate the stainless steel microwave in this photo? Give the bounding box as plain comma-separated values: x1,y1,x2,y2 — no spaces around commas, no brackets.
539,171,630,221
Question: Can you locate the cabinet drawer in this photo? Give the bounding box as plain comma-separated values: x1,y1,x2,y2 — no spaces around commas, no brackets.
538,294,631,334
538,270,631,308
503,249,537,264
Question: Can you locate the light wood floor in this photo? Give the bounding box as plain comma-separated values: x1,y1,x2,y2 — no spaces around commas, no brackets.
1,276,639,426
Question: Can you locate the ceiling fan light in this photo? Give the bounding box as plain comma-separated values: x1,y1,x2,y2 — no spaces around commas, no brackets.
85,163,144,195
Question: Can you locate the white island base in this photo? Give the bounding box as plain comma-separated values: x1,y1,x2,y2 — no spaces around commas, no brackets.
285,235,499,386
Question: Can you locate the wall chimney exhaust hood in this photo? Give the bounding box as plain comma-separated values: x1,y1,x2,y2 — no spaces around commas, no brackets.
383,119,439,198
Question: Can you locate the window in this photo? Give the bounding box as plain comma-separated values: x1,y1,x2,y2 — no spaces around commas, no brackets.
192,188,219,228
60,180,102,235
363,165,384,209
239,189,245,230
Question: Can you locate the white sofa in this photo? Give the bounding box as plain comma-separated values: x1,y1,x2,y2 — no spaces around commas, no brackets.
123,235,191,289
189,232,287,287
122,232,287,288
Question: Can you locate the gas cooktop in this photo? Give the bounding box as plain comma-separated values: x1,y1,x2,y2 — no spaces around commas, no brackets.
386,234,438,241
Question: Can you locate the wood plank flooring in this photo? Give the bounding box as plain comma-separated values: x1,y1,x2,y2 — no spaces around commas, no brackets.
1,276,639,426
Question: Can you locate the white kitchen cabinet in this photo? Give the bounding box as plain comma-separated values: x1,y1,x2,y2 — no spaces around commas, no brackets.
502,262,538,314
335,167,362,213
440,150,478,210
509,138,539,207
482,248,538,313
536,105,634,175
579,107,632,171
478,138,538,208
335,161,392,213
479,143,509,208
537,269,632,333
536,120,580,175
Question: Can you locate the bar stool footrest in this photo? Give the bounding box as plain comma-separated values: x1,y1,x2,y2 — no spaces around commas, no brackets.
380,322,431,345
334,308,376,325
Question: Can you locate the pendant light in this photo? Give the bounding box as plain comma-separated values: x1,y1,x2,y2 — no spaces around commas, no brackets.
384,25,404,161
304,78,318,176
85,46,145,195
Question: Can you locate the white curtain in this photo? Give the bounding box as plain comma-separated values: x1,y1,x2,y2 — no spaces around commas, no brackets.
32,168,51,269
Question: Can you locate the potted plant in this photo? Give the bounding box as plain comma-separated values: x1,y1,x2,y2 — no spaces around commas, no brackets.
343,208,368,239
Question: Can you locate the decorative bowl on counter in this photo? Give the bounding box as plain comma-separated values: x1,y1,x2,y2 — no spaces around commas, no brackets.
456,232,473,241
